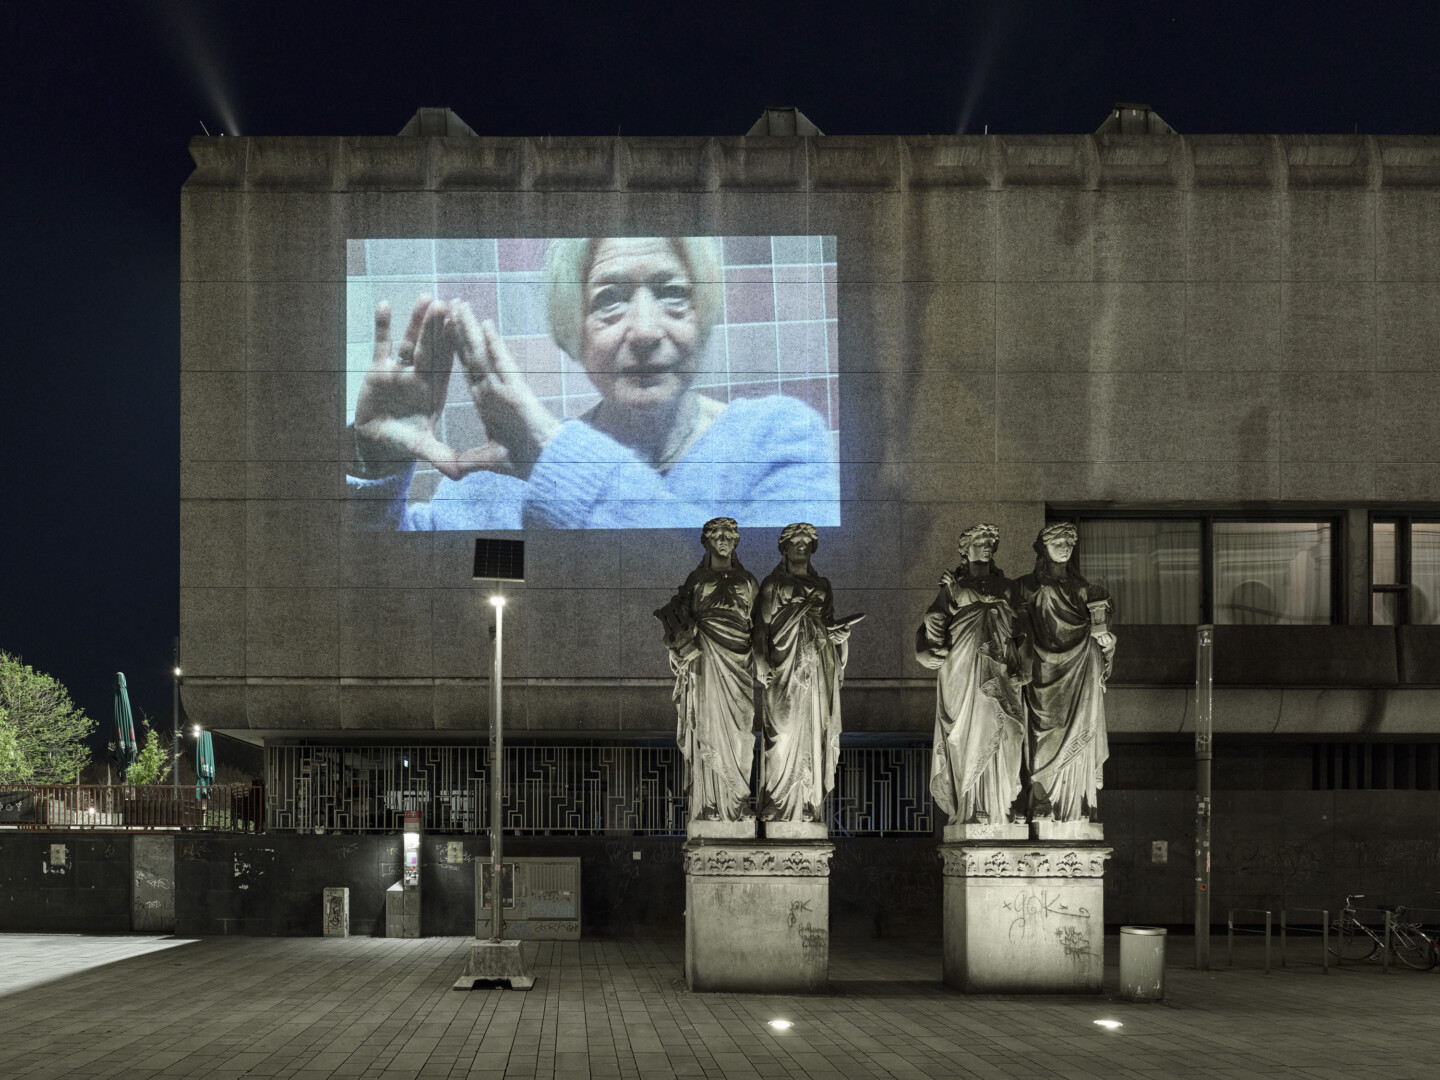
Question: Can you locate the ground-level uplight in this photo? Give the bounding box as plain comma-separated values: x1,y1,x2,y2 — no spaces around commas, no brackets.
767,1020,794,1030
1093,1019,1123,1030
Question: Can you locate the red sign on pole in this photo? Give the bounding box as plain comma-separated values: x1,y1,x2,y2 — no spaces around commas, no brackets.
403,810,420,831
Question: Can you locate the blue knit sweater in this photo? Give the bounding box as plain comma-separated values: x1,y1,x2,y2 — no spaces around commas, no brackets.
348,395,839,530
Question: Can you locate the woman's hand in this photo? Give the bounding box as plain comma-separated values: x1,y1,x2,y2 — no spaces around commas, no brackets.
353,297,503,480
447,301,562,479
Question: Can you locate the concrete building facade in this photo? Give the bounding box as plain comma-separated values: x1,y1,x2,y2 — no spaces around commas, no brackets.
178,129,1440,928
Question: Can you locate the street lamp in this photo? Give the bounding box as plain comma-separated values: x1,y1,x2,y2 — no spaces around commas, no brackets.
172,638,181,795
454,537,532,991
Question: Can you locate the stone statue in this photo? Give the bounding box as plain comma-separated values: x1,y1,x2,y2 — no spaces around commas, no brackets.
753,523,864,823
655,517,760,823
1014,522,1115,823
916,523,1027,828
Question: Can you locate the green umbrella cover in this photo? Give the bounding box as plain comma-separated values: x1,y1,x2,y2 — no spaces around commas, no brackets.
112,673,138,776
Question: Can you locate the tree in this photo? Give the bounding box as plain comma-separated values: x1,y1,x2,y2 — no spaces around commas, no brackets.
0,719,30,782
0,651,94,783
124,714,173,786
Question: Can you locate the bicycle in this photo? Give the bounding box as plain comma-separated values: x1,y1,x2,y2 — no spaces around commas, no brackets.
1327,895,1437,971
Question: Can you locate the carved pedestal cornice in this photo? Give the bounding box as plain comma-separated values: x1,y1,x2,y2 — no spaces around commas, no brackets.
682,840,835,877
939,843,1112,879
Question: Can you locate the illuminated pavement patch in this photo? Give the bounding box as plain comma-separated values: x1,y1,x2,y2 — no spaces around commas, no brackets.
0,934,197,997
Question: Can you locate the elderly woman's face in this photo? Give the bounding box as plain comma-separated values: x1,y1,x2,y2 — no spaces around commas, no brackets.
582,238,701,410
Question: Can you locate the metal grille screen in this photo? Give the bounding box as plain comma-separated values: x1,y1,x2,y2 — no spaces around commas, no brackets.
266,744,931,836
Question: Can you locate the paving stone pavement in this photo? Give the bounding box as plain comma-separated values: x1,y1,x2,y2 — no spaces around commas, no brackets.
0,933,1433,1080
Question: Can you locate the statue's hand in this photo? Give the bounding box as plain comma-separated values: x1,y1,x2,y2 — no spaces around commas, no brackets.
938,569,957,590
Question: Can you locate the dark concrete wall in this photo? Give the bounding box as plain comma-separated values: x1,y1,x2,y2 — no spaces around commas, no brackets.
1106,789,1440,926
0,835,131,933
173,834,401,936
4,789,1437,935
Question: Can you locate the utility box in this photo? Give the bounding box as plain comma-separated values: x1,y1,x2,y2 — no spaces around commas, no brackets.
323,887,350,937
386,882,421,938
477,857,581,940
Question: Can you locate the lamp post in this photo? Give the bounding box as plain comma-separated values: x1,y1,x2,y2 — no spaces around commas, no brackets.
455,537,532,990
1195,624,1214,970
172,638,181,795
488,593,505,942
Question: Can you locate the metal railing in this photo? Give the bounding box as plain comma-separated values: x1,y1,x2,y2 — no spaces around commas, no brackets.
1278,908,1330,973
1227,907,1272,973
0,785,264,832
265,743,934,835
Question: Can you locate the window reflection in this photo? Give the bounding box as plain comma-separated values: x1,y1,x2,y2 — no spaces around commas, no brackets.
1214,522,1332,625
1414,524,1440,625
1075,520,1200,625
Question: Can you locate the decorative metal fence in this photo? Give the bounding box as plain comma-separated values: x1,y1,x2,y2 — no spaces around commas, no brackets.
0,785,264,832
266,743,933,836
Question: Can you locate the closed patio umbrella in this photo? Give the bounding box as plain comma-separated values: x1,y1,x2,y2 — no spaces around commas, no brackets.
196,730,214,799
112,673,138,779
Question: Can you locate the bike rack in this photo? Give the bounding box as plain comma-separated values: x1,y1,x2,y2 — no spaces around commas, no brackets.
1278,908,1329,974
1227,908,1271,973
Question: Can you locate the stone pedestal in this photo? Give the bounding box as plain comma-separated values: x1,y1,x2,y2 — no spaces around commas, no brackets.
452,939,535,990
687,819,756,839
764,820,828,840
683,839,833,993
943,822,1029,842
1032,820,1105,842
940,842,1111,993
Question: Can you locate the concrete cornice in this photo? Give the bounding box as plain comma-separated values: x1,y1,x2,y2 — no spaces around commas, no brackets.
185,134,1440,193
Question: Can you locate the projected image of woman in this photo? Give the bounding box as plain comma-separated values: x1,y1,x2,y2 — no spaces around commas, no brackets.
348,237,839,529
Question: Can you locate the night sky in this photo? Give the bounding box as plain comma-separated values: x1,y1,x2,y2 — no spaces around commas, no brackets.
2,1,1437,742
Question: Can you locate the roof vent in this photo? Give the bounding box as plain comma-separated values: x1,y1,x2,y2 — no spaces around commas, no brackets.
398,107,478,136
1096,102,1176,135
746,106,824,136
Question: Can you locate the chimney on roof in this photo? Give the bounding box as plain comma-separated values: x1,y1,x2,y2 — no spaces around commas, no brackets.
398,107,478,136
1096,102,1176,135
747,106,824,136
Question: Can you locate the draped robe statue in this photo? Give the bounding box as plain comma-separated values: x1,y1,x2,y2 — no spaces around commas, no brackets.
655,517,759,823
753,523,863,823
1014,522,1116,823
915,524,1027,826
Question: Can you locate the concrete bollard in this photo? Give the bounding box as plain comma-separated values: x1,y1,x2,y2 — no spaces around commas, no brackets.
1120,925,1167,1001
323,887,350,937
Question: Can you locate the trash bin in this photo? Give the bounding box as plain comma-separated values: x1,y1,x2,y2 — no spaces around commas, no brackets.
1120,925,1167,1001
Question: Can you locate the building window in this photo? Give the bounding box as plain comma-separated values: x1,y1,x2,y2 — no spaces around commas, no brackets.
1212,521,1333,626
1371,518,1440,625
1055,515,1337,626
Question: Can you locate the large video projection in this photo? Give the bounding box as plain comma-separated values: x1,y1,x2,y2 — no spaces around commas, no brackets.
345,236,840,530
